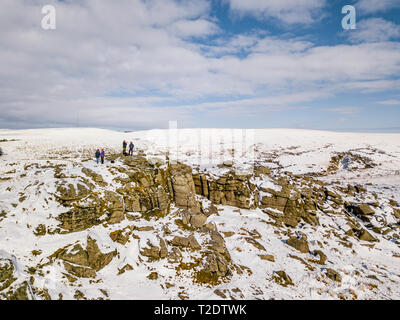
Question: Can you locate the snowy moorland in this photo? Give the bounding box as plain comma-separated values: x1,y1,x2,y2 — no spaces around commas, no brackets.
0,127,400,300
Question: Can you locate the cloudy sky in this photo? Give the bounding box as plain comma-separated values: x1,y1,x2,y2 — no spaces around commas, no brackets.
0,0,399,131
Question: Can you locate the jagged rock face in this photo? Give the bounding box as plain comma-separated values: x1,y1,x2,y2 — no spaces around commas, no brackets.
53,157,329,236
52,236,116,278
57,205,104,233
104,190,125,224
169,163,200,213
55,179,93,203
170,234,200,250
196,251,231,284
82,168,106,185
140,237,169,260
193,172,253,209
261,179,320,228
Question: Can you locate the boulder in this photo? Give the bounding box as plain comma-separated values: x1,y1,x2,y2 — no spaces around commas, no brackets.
170,234,200,250
55,179,93,202
286,233,309,253
190,213,207,228
325,268,342,282
53,236,116,278
351,204,375,216
393,208,400,219
358,229,378,242
0,258,16,291
273,270,293,287
195,251,231,284
140,237,168,260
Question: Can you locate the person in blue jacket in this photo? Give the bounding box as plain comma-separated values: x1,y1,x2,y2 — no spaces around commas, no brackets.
95,149,100,164
100,149,105,164
129,141,134,156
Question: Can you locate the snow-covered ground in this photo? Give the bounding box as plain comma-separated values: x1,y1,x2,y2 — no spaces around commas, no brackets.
0,128,400,300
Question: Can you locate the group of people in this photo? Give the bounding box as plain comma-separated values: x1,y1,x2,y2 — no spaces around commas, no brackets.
123,140,134,156
94,140,134,164
95,148,105,164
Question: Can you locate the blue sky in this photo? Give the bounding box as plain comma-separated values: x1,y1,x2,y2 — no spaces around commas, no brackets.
0,0,399,131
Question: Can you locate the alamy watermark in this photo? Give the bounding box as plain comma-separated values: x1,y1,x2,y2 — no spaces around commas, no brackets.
41,5,56,30
342,5,357,30
166,120,256,172
41,4,357,31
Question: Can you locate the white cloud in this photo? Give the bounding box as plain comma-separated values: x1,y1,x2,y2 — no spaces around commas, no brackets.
227,0,326,25
169,19,220,38
378,99,400,105
356,0,400,14
0,0,399,129
348,18,400,43
324,107,362,114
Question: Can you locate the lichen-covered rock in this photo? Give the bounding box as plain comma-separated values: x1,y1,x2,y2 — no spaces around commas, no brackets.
55,179,93,203
195,251,231,284
350,204,375,216
324,268,342,282
273,270,293,287
57,205,103,233
170,234,200,250
357,229,378,242
82,168,106,185
170,163,200,213
109,228,132,245
189,213,207,228
0,258,16,291
286,233,310,253
140,237,169,260
5,281,30,300
52,236,116,278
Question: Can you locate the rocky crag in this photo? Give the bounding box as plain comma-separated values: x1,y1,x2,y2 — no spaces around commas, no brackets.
1,149,400,300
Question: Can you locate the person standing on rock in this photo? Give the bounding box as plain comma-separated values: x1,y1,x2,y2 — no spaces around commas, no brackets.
129,141,134,156
95,149,101,164
123,140,127,156
100,149,105,164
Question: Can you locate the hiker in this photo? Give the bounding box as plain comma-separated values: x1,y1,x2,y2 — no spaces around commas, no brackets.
123,140,127,156
129,141,134,156
95,149,101,164
100,148,105,164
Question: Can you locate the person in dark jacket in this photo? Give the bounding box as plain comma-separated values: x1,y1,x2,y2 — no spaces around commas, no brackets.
128,141,134,156
123,140,127,156
95,149,100,164
100,149,105,164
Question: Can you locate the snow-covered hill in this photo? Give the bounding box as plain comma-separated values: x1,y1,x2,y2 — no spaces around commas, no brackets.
0,128,400,300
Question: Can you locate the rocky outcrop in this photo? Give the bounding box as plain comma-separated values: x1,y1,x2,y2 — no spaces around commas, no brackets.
51,236,117,278
0,258,16,291
193,171,253,209
104,190,125,224
286,233,310,253
55,179,93,203
170,234,201,250
195,251,231,285
357,229,378,242
349,204,375,216
140,237,168,260
273,270,294,287
169,163,200,213
57,204,104,233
